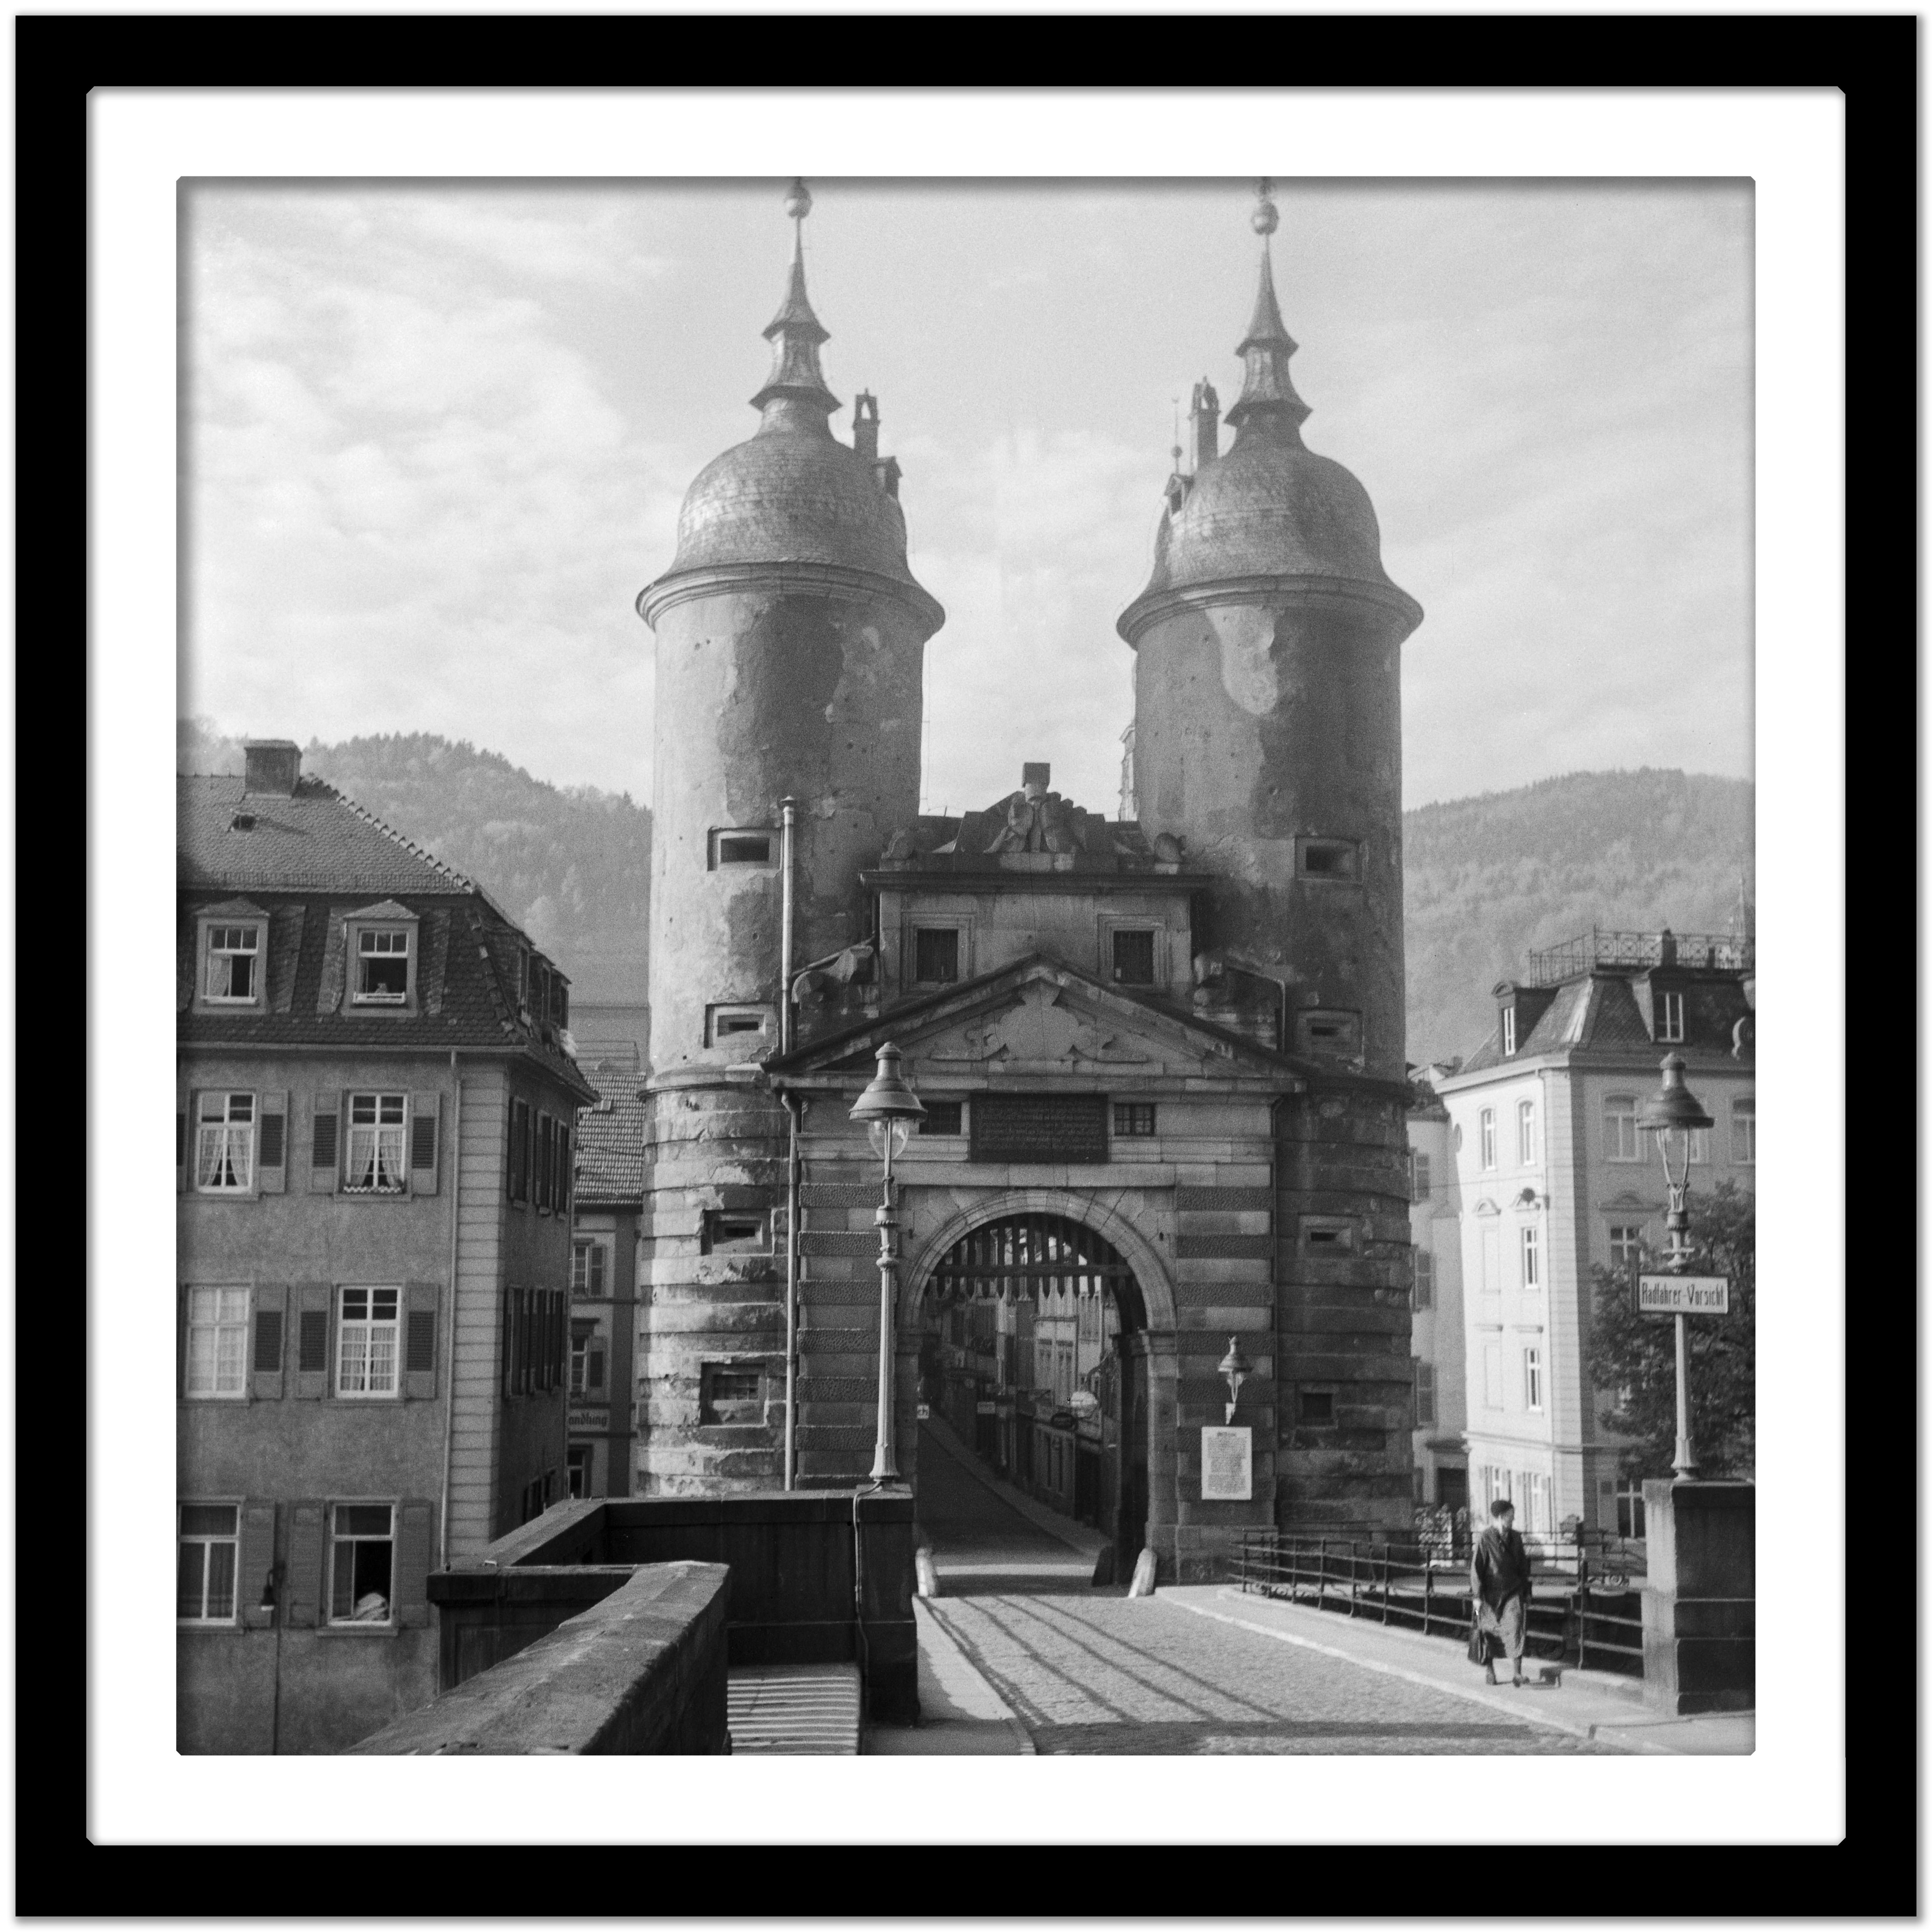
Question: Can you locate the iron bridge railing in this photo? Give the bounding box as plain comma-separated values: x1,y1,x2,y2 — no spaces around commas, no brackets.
1231,1532,1646,1677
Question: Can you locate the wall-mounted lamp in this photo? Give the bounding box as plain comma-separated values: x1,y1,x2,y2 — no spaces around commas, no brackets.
1217,1336,1253,1425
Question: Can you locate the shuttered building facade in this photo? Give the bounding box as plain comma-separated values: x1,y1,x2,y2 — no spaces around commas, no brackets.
176,741,596,1754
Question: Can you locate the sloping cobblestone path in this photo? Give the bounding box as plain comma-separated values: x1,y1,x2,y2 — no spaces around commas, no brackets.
915,1427,1608,1756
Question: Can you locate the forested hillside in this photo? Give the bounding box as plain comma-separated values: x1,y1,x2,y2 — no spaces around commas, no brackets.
1404,768,1753,1066
180,722,1749,1063
177,721,652,1005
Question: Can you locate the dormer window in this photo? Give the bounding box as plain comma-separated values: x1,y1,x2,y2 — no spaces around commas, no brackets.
204,925,261,1004
1501,1007,1517,1056
1657,990,1685,1043
355,929,411,1005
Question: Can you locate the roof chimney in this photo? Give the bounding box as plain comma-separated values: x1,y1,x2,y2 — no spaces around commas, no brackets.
242,739,301,798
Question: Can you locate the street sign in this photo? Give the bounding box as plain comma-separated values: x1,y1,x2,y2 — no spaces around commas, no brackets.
1637,1274,1730,1315
916,1403,932,1420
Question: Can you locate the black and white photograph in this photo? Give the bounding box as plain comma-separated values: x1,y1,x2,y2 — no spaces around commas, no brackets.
173,166,1759,1760
72,69,1863,1863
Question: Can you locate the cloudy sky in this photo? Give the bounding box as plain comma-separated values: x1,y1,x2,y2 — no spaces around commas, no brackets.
181,177,1751,815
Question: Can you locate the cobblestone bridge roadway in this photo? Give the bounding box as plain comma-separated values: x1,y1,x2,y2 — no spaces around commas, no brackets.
914,1426,1609,1756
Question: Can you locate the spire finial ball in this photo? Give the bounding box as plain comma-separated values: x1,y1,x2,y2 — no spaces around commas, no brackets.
1251,190,1279,238
783,178,812,222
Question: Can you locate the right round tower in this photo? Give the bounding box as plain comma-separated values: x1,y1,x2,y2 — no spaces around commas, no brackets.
1117,183,1421,1082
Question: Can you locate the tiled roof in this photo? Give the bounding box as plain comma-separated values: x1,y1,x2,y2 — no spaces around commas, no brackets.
179,775,475,897
179,774,593,1102
573,1058,648,1202
1458,970,1751,1075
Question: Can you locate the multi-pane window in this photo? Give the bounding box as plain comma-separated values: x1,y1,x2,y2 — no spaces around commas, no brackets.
572,1240,608,1298
1732,1097,1755,1165
345,1093,407,1193
354,928,411,1004
1410,1150,1431,1203
918,1100,964,1136
177,1505,239,1623
913,928,960,984
1608,1225,1644,1267
1110,929,1156,986
203,925,260,1002
1657,990,1685,1042
1478,1109,1497,1170
1521,1471,1551,1533
569,1325,605,1396
1414,1361,1436,1428
1412,1249,1434,1310
1112,1103,1156,1138
1524,1346,1543,1412
336,1288,400,1399
195,1092,255,1192
1604,1096,1641,1161
567,1446,591,1499
1501,1007,1517,1057
1520,1225,1541,1290
1615,1481,1647,1539
329,1504,394,1623
185,1287,250,1398
1516,1099,1536,1166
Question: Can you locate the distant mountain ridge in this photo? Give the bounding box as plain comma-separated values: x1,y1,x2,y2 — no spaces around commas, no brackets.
1403,767,1753,1066
178,724,1749,1068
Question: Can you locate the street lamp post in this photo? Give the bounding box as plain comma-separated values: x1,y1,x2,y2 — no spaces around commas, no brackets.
849,1043,926,1485
1637,1052,1716,1481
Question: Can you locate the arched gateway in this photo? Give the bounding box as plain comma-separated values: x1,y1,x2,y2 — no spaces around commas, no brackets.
913,1212,1151,1570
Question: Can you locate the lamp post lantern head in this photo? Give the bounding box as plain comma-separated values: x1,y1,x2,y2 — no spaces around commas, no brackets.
851,1041,925,1163
1636,1052,1714,1137
1217,1335,1253,1423
1638,1052,1714,1258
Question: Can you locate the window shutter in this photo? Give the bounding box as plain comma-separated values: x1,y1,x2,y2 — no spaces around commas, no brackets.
176,1284,189,1397
294,1283,332,1399
588,1344,604,1391
239,1500,277,1628
409,1091,441,1195
501,1287,515,1398
253,1285,288,1400
558,1122,571,1214
177,1088,191,1194
403,1281,439,1400
309,1094,340,1192
258,1091,288,1194
393,1500,435,1628
284,1500,325,1629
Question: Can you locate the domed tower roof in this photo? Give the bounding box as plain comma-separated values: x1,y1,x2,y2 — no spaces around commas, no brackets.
639,181,941,631
1118,183,1420,643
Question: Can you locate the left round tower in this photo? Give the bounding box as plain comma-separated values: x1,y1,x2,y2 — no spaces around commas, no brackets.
634,183,944,1492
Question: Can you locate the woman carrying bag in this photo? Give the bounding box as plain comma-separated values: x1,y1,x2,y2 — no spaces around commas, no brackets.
1469,1497,1534,1686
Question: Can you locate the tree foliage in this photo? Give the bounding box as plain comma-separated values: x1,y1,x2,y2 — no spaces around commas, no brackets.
1589,1180,1755,1480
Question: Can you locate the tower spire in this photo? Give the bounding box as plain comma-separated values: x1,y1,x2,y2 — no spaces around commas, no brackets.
1223,177,1311,441
751,178,841,430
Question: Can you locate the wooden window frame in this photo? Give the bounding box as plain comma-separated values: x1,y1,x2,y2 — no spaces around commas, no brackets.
335,1286,403,1400
177,1501,243,1625
195,1091,257,1195
326,1500,397,1627
198,919,265,1010
183,1285,252,1400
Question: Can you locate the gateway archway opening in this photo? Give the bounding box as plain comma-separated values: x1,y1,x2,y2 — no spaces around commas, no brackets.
916,1214,1150,1571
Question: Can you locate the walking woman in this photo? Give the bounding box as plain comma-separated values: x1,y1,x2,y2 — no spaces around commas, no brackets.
1471,1497,1533,1686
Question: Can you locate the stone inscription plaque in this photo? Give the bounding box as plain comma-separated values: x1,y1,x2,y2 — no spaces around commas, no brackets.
1201,1426,1253,1501
969,1092,1109,1164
